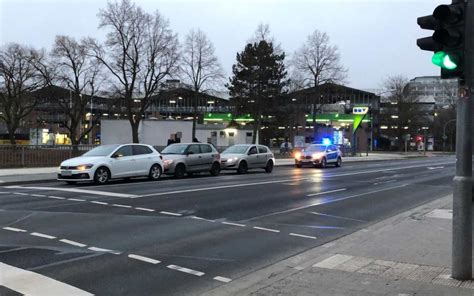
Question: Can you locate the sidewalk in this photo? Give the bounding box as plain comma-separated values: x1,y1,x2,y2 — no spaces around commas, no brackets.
206,195,474,296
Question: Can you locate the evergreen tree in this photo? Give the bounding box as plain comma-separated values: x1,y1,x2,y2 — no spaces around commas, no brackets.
228,40,288,144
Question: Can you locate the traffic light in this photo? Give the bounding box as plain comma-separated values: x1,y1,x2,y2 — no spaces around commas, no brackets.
417,1,466,79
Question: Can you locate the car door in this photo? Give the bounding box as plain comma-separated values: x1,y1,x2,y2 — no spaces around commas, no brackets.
326,145,338,163
185,144,201,172
246,146,259,168
132,145,154,176
110,145,135,177
199,144,214,171
257,146,269,167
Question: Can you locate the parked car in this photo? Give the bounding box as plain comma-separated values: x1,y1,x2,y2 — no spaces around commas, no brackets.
57,144,164,185
221,144,275,174
294,144,342,168
161,143,221,178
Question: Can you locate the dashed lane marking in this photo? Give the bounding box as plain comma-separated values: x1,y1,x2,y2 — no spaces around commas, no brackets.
160,211,182,216
48,196,65,200
30,232,56,239
30,194,47,197
190,216,215,222
88,247,116,253
59,239,87,248
135,207,155,212
167,265,205,276
128,254,161,264
289,233,317,240
6,186,139,198
253,226,280,233
222,222,246,227
90,201,108,205
3,227,27,232
214,276,232,283
111,204,132,208
68,198,86,202
307,188,347,197
13,192,29,196
373,180,397,185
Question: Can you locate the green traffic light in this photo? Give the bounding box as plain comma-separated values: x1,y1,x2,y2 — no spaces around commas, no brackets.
432,51,458,70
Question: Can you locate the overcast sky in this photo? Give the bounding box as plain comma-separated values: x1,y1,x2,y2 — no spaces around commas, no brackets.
1,0,449,92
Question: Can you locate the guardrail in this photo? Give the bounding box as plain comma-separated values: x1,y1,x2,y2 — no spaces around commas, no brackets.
0,145,96,168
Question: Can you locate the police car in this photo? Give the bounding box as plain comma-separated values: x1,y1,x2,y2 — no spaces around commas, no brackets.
294,143,342,168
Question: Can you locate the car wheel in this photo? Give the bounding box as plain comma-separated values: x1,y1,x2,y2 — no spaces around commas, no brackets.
335,157,342,167
237,161,248,174
65,181,75,185
265,160,274,173
320,157,327,168
295,163,302,168
174,164,186,178
149,164,162,181
210,162,221,176
94,167,110,185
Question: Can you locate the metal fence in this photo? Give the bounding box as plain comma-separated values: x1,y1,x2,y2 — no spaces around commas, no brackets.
0,145,96,168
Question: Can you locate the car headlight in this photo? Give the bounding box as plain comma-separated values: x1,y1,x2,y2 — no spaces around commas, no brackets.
294,152,301,159
163,159,174,166
312,153,324,159
228,157,238,162
77,164,94,171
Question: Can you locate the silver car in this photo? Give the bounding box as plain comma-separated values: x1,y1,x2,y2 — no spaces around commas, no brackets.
221,144,275,174
161,143,221,178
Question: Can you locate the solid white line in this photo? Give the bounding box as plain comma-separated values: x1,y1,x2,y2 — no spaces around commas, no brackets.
289,233,317,240
7,186,138,198
0,262,93,295
307,188,347,197
111,204,132,208
3,227,27,232
48,196,65,200
30,232,56,239
59,239,87,248
253,226,280,233
128,254,160,264
135,207,155,212
213,276,232,283
30,194,46,197
167,265,205,276
68,198,86,202
137,178,307,198
90,201,108,205
190,216,215,222
222,222,246,227
160,211,182,216
88,246,114,253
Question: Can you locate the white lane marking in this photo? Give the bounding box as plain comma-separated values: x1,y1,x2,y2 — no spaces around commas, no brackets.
289,233,317,240
48,196,65,200
13,192,29,196
128,254,161,264
0,262,93,295
222,222,246,227
245,184,409,221
59,239,87,248
30,232,56,239
373,180,397,185
160,211,182,216
307,188,347,197
137,178,306,198
88,246,115,253
0,192,9,194
253,226,280,233
31,194,47,197
7,186,138,198
214,276,232,283
3,227,27,232
190,216,215,222
167,265,205,276
68,198,86,202
428,166,445,170
310,212,366,223
135,207,155,212
90,201,108,205
111,204,132,208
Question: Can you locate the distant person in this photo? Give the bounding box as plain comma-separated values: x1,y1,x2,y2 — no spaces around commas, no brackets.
167,138,175,146
193,137,200,143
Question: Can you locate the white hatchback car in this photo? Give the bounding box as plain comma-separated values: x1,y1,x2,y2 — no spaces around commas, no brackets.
58,144,164,185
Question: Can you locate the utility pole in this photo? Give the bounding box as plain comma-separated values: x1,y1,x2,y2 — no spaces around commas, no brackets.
417,0,472,280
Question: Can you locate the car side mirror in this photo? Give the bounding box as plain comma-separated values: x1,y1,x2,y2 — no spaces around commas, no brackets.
187,151,194,156
111,154,121,158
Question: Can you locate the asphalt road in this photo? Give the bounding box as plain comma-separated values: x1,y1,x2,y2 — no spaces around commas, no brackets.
0,156,456,295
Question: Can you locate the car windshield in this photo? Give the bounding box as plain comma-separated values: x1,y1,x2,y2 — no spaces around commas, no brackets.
305,145,327,152
222,145,249,154
82,145,120,157
161,144,188,155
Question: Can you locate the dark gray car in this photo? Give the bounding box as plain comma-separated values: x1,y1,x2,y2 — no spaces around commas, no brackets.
161,143,221,178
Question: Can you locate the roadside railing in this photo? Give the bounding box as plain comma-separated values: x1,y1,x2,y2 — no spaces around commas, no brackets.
0,145,96,168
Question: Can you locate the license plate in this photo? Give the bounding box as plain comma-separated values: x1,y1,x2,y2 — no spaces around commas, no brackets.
61,170,72,176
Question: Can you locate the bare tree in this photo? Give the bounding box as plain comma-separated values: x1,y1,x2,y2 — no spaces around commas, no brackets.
44,35,104,147
181,29,224,140
0,43,45,145
90,0,179,143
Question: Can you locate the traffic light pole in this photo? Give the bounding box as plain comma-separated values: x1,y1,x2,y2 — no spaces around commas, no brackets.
452,0,473,281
